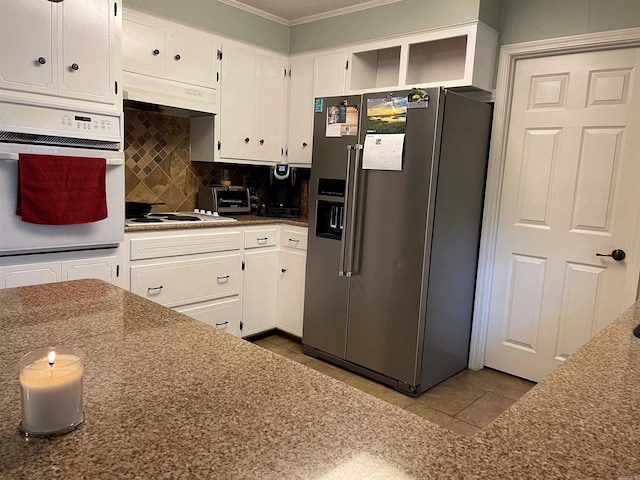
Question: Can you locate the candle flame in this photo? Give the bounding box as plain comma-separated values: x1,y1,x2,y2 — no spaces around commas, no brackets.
48,351,56,367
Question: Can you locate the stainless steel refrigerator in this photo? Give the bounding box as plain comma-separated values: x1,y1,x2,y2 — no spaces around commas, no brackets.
302,88,492,396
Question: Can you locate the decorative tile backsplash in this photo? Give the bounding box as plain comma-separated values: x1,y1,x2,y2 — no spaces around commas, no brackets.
124,108,271,212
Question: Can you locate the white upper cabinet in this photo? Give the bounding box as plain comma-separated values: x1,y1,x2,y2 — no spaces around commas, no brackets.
0,0,120,108
286,57,314,165
343,22,498,93
122,14,166,78
219,41,287,164
313,52,349,97
122,9,220,113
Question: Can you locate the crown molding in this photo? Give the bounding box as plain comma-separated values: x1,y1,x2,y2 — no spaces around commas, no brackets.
217,0,289,25
217,0,403,27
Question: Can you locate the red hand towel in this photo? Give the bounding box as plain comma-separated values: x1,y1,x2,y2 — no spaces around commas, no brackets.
16,153,108,225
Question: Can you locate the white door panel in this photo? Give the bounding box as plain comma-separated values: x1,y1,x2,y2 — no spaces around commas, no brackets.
485,47,640,381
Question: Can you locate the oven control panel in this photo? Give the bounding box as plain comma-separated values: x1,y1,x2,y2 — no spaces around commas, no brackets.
0,101,121,143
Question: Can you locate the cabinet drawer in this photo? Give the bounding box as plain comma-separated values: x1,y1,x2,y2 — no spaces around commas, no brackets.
130,253,241,307
176,297,241,337
281,228,307,251
243,228,278,249
129,231,242,260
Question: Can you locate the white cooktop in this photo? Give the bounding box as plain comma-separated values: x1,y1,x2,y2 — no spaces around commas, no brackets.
125,212,237,226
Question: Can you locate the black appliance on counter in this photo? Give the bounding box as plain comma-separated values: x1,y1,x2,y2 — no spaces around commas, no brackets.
198,185,251,214
260,164,300,218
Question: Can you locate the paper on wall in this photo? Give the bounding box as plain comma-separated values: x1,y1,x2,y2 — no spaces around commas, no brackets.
362,133,404,171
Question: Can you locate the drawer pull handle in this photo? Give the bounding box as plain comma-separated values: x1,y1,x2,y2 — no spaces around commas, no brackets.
217,275,230,282
147,286,163,292
215,321,229,327
288,238,300,244
257,237,268,243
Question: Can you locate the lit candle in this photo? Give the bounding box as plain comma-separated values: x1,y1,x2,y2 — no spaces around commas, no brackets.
19,347,84,436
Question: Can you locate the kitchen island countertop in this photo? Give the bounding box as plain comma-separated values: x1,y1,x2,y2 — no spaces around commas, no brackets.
1,280,639,479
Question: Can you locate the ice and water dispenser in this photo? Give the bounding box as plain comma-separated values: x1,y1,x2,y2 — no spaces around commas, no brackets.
315,178,345,240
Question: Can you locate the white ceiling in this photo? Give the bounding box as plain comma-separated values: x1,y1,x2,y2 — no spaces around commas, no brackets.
218,0,402,25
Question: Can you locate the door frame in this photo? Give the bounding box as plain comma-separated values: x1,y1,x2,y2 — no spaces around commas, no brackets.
469,27,640,371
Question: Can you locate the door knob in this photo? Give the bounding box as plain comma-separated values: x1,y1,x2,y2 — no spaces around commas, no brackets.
596,249,626,261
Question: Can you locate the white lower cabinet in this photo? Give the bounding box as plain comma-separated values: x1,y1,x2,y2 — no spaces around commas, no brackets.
276,251,306,337
0,248,123,289
176,297,241,337
276,226,308,338
125,230,243,337
240,226,279,338
124,225,308,339
129,253,241,308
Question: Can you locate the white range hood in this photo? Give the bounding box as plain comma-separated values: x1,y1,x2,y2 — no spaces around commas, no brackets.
123,71,218,117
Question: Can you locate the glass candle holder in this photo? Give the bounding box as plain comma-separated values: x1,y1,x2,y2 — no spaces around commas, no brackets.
19,347,84,436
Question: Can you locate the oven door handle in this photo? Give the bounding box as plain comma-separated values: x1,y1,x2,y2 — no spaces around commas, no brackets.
0,152,123,165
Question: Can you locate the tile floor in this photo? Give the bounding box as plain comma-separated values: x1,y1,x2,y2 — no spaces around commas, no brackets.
252,333,536,437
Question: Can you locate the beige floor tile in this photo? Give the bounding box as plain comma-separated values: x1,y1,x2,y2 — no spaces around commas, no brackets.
342,374,415,409
453,368,535,401
404,403,480,437
415,378,486,416
302,357,352,381
455,392,515,429
253,337,278,349
267,334,301,349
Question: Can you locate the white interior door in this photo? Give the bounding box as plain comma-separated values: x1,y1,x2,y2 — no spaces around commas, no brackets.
485,47,640,382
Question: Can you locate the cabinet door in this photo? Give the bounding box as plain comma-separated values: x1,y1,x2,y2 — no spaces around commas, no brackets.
314,52,348,97
166,28,218,88
276,251,306,338
59,0,116,104
254,53,287,162
0,0,56,95
122,14,166,78
176,297,241,337
0,262,61,289
220,43,256,160
286,58,314,165
62,255,119,286
242,249,278,337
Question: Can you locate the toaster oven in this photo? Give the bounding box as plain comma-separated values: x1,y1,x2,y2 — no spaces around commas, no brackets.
198,186,251,214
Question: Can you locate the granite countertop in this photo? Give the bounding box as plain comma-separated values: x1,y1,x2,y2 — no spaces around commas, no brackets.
1,280,639,479
124,214,308,233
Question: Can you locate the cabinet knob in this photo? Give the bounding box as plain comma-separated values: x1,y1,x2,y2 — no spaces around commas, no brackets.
37,57,47,65
174,54,181,60
244,137,250,143
153,49,160,56
281,268,287,273
302,142,308,147
259,139,265,145
70,63,79,71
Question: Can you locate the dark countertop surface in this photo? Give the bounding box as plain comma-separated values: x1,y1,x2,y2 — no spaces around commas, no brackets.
124,214,308,233
1,279,639,479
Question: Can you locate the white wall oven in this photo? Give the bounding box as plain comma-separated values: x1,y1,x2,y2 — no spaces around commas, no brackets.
0,100,124,256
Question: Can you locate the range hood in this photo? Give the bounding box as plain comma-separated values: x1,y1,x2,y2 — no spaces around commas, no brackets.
123,72,218,117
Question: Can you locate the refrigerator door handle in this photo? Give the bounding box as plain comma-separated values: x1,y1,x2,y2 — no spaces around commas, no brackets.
345,144,363,276
339,145,354,276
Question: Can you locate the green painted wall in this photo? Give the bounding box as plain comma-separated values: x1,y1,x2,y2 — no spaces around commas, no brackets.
122,0,640,55
500,0,640,45
289,0,482,54
122,0,289,53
